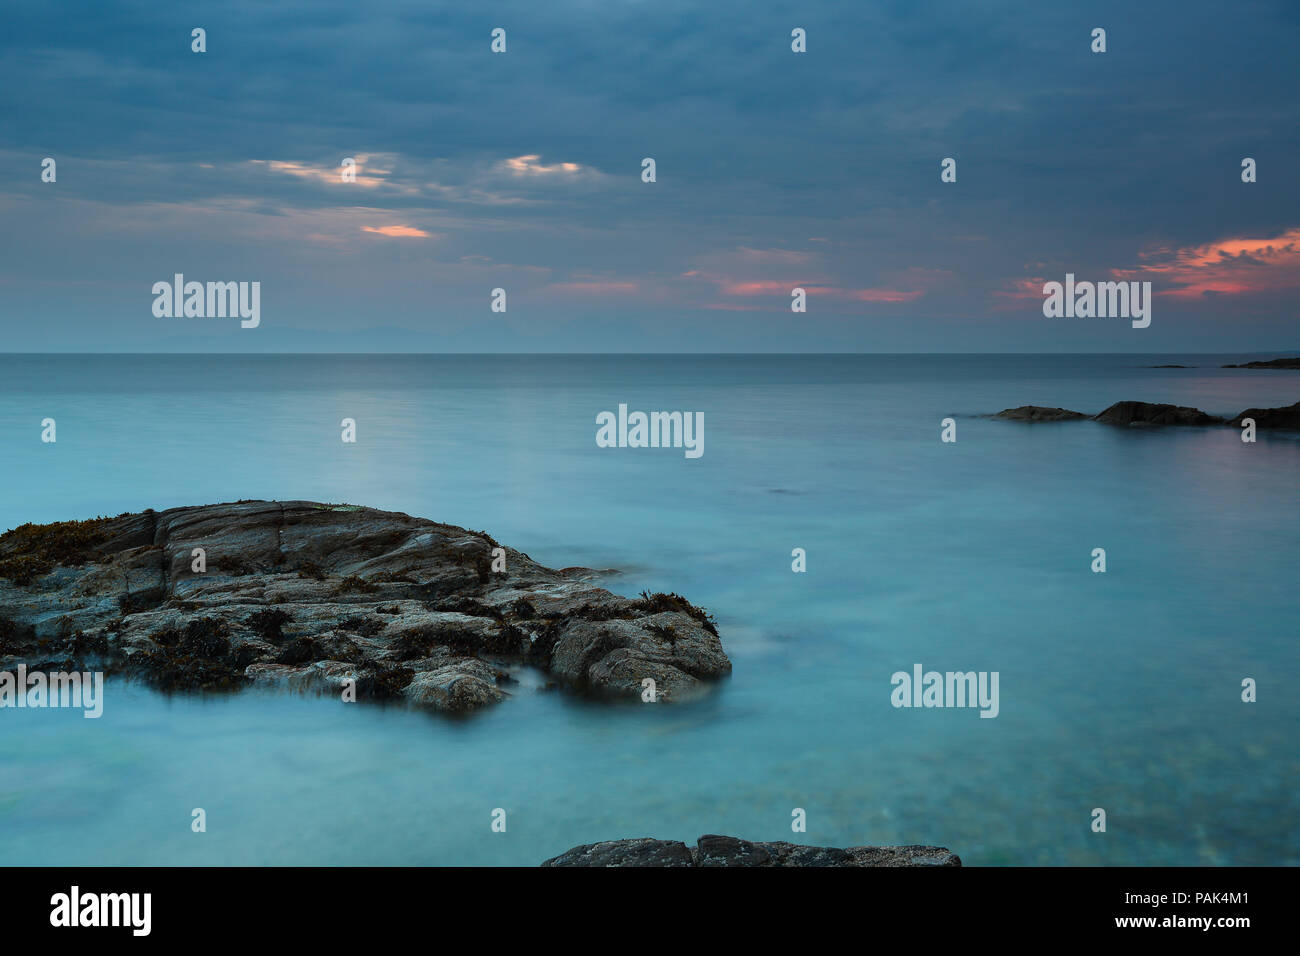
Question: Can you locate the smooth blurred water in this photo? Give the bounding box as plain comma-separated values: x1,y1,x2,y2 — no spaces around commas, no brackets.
0,353,1296,865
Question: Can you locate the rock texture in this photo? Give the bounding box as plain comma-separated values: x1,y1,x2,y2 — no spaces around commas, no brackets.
542,835,961,867
994,405,1088,422
0,501,730,712
1093,401,1225,427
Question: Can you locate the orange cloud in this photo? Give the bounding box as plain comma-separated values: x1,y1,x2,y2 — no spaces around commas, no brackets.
361,224,432,238
1121,226,1300,298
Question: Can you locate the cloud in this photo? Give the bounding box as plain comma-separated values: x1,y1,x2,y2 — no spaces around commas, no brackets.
1119,227,1300,298
998,228,1300,304
545,280,638,295
2,1,1297,350
994,278,1048,301
360,224,434,238
500,155,588,178
250,155,401,191
683,248,929,308
848,288,924,303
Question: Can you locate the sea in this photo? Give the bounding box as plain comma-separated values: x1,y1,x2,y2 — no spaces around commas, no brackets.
0,353,1296,865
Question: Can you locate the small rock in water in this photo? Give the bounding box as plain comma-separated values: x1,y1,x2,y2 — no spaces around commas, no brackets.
994,406,1088,422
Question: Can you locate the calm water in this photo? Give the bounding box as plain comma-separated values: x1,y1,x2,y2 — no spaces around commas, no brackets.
0,353,1296,866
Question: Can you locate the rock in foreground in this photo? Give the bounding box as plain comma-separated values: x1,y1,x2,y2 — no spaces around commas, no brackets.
994,406,1088,422
542,835,960,867
0,501,730,712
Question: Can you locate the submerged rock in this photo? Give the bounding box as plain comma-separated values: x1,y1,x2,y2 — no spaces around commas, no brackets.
0,501,730,712
994,405,1088,422
542,835,961,867
1093,401,1224,427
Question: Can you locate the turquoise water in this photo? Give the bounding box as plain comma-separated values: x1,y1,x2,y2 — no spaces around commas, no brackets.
0,353,1296,866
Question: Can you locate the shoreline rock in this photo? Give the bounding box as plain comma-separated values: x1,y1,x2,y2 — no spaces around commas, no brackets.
0,501,731,712
541,835,961,867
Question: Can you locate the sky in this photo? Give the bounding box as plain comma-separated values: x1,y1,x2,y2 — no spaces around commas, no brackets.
1,0,1298,353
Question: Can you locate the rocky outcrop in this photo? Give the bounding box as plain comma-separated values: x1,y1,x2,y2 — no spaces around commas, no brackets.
1227,401,1300,429
1093,401,1225,427
994,406,1088,422
0,501,730,712
991,399,1299,430
541,835,961,867
544,838,697,867
1223,358,1300,369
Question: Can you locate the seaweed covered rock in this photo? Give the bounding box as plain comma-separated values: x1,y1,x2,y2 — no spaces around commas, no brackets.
0,501,730,712
542,835,961,867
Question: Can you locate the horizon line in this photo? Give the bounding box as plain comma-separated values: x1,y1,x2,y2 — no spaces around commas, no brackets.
1,350,1297,358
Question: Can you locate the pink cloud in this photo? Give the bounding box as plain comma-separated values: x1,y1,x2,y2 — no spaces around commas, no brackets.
1120,227,1300,298
993,278,1048,301
717,279,921,302
1006,227,1300,302
849,288,924,303
719,280,794,296
684,247,935,308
